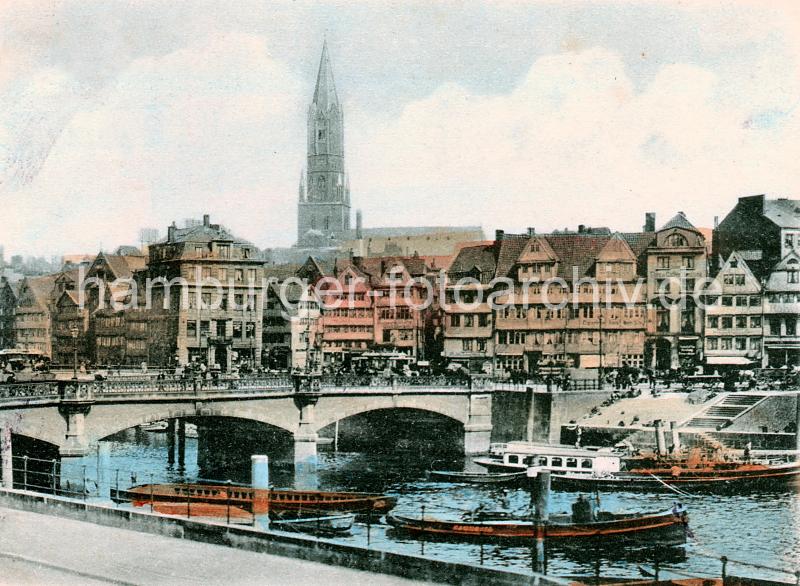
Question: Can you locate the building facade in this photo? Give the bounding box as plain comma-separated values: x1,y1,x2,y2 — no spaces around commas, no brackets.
703,252,764,368
146,215,265,371
0,277,18,350
13,275,56,357
763,251,800,367
645,213,708,370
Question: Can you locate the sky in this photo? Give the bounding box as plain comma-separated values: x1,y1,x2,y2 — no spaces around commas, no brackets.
1,0,799,257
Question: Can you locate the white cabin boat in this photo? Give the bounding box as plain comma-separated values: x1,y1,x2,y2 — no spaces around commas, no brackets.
474,442,625,476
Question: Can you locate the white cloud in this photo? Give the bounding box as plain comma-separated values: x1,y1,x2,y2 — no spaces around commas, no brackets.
350,47,799,235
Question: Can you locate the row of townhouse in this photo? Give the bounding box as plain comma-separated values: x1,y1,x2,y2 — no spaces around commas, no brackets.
2,215,268,372
262,254,447,370
442,213,708,375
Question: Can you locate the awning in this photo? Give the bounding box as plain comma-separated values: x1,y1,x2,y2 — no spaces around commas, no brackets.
706,356,754,365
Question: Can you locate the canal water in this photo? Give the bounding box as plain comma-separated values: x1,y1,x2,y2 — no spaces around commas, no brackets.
63,428,800,583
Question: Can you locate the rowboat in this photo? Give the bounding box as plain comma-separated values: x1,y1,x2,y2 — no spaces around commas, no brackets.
112,483,397,515
427,470,527,484
270,512,355,535
386,509,688,545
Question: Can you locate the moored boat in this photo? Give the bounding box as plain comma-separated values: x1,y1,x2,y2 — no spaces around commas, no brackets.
477,441,800,491
112,483,397,515
427,469,527,484
386,509,688,545
270,512,355,535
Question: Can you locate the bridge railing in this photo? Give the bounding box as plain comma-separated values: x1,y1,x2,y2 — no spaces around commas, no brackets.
0,382,61,401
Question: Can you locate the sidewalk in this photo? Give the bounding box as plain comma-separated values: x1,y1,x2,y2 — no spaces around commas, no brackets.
0,507,427,585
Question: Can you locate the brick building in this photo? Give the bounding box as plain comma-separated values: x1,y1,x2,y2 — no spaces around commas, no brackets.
0,277,19,350
13,275,57,357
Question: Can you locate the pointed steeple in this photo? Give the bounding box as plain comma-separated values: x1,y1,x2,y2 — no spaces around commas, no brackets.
312,40,339,111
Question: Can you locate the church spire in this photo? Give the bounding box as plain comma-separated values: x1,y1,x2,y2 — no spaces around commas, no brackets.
312,40,339,111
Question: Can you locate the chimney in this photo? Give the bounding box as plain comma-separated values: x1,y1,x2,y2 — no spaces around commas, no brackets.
167,222,176,243
527,227,536,236
356,209,363,239
203,214,210,227
644,213,656,232
714,215,719,229
495,229,505,242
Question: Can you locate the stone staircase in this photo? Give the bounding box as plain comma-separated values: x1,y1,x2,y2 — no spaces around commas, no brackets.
681,393,768,430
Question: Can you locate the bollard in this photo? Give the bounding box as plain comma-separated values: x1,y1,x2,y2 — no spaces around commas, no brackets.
721,556,728,585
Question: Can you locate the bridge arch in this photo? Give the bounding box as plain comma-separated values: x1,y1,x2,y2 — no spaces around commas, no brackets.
312,393,469,433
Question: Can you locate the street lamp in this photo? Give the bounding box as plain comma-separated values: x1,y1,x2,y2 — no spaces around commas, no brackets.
70,326,79,380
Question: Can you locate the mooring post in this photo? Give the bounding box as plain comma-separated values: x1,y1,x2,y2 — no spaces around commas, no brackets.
721,555,728,585
654,420,667,456
528,467,550,573
670,421,681,455
251,455,270,528
1,425,13,489
795,394,800,461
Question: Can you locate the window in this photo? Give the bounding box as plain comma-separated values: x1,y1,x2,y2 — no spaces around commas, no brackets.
735,275,745,286
246,322,255,338
789,270,799,284
750,296,761,307
216,320,226,337
566,458,578,468
708,337,718,350
581,459,593,469
723,275,734,285
750,316,761,328
721,317,733,329
219,268,227,282
317,128,326,140
508,455,519,464
478,314,489,327
736,296,748,307
242,248,250,259
750,338,761,351
187,321,197,337
477,339,487,352
247,269,256,282
218,245,230,259
682,256,694,269
200,320,210,335
708,316,719,328
451,314,461,327
235,269,243,282
551,457,563,468
462,339,474,351
770,318,781,335
464,315,475,327
537,457,548,466
233,321,243,338
657,256,670,269
735,337,746,350
721,337,732,350
735,316,747,329
667,234,688,247
722,296,733,307
685,278,695,293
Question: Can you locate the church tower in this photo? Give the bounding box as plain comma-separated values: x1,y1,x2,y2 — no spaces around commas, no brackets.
297,41,352,246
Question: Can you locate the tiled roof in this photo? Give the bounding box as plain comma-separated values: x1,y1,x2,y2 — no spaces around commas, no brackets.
764,198,800,228
163,224,256,248
25,274,58,308
543,234,611,279
494,235,529,279
659,212,697,231
620,232,656,258
103,255,146,279
348,226,483,238
448,243,497,276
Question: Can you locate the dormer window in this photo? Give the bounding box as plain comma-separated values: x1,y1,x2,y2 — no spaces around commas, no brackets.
218,245,230,259
667,234,688,247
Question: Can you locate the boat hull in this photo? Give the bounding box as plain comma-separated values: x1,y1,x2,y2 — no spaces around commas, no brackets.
427,470,527,484
386,511,688,546
551,462,800,492
112,484,397,515
271,513,355,535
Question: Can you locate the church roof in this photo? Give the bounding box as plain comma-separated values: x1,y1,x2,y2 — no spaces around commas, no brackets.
312,40,339,111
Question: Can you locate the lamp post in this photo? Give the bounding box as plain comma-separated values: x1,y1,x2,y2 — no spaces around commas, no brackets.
70,326,79,380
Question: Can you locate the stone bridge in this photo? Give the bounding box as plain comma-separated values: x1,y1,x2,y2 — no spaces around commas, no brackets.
0,375,506,485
